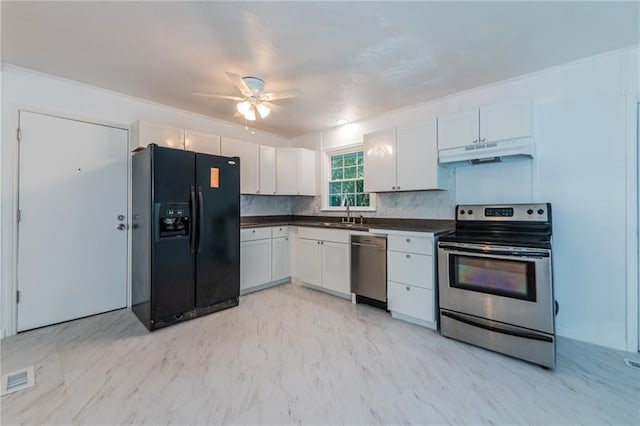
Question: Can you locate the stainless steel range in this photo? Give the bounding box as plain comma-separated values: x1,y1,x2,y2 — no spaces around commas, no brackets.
437,203,556,368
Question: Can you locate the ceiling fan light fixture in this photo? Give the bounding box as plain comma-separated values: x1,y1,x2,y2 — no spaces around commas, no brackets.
244,107,256,121
256,103,271,119
237,100,251,115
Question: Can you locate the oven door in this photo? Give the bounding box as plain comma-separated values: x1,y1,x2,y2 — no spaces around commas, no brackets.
438,242,554,334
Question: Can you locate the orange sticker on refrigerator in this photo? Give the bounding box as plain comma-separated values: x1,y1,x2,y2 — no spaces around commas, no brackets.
210,167,220,188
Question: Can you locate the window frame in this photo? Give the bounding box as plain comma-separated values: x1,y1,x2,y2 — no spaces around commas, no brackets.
322,143,376,212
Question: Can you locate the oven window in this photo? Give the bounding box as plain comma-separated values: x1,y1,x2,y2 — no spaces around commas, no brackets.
449,255,536,302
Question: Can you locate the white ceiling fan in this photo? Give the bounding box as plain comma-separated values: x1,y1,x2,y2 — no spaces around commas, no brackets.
194,72,302,121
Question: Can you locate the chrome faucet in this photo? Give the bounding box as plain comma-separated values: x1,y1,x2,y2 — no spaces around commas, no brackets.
342,196,353,223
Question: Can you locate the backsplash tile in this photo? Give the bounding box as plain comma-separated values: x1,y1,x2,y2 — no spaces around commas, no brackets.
292,170,456,219
240,195,294,216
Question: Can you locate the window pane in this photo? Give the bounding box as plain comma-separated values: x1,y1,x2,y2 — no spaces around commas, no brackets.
331,155,343,169
343,181,355,193
345,194,356,206
356,180,364,193
329,182,342,195
344,153,357,166
357,166,364,178
331,168,344,180
330,196,342,207
344,166,357,179
356,194,370,207
357,152,363,165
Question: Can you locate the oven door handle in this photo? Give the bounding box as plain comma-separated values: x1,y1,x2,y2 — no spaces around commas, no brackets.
441,311,553,343
438,243,549,258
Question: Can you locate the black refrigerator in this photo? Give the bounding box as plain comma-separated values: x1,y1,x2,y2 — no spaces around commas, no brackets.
132,144,240,330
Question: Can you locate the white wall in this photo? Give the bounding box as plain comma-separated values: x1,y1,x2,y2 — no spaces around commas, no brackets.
293,46,640,352
0,66,293,336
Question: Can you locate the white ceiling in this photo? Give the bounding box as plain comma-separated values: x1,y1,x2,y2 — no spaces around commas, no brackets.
2,1,638,137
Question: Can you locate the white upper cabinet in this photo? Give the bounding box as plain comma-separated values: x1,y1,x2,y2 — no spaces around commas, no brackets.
364,121,444,192
259,145,276,195
480,99,533,143
437,99,532,151
276,148,298,195
276,147,317,196
184,129,221,155
363,128,396,193
221,137,260,194
396,120,445,191
130,121,184,151
436,110,479,151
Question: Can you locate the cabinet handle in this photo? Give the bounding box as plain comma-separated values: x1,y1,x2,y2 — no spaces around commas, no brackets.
273,192,276,194
285,237,288,241
480,137,486,142
406,286,410,291
406,254,411,259
397,186,401,190
252,230,256,233
406,238,411,243
472,139,478,143
392,186,396,190
256,190,260,194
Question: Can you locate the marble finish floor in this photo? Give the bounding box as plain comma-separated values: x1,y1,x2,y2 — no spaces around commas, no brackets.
2,282,639,425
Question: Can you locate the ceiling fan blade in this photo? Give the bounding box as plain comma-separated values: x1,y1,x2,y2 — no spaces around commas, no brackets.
193,93,244,101
261,101,284,111
226,72,253,97
260,88,302,101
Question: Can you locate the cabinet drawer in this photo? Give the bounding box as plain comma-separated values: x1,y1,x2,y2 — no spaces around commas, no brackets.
240,227,271,242
298,227,349,243
271,226,289,238
387,234,433,255
387,251,433,289
387,281,435,322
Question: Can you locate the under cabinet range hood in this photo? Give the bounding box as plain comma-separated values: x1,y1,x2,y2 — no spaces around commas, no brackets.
439,138,534,166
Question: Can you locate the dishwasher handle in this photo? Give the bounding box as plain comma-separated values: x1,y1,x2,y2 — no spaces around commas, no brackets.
351,242,385,249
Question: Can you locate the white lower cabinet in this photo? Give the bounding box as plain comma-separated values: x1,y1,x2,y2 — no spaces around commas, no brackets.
240,226,290,295
297,227,350,297
382,230,438,329
271,227,290,282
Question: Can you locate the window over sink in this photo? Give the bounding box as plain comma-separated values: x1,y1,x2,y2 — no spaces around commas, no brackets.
323,145,375,211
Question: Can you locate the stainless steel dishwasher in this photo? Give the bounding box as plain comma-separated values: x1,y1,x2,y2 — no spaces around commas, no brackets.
351,235,387,309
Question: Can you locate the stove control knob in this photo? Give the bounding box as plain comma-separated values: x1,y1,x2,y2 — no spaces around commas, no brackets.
467,209,473,215
460,210,465,215
527,209,534,215
537,209,544,215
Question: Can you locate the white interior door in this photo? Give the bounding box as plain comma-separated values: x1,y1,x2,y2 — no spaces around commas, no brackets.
17,111,128,331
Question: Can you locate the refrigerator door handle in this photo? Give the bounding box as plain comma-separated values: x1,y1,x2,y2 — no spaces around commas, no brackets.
190,186,197,254
198,187,204,253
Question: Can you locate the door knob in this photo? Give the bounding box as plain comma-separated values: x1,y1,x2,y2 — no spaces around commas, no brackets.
117,224,126,231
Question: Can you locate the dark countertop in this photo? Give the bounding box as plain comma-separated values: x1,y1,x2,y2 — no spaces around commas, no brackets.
241,215,455,235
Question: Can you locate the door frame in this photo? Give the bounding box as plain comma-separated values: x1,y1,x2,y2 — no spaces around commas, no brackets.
1,104,132,337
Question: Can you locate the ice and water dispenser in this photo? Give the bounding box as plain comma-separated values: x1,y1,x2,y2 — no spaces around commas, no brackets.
157,203,190,238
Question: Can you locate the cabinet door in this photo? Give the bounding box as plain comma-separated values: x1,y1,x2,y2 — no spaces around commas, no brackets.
131,121,184,151
480,99,532,143
396,119,444,191
297,148,317,196
321,241,350,295
259,145,276,195
276,148,298,195
363,128,397,192
184,130,220,155
387,281,435,322
271,236,290,281
221,137,260,194
298,238,322,286
240,239,271,291
437,109,479,150
387,251,433,289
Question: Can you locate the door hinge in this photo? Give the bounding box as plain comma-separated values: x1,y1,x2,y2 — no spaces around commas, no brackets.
16,291,20,304
17,209,21,223
17,128,22,142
